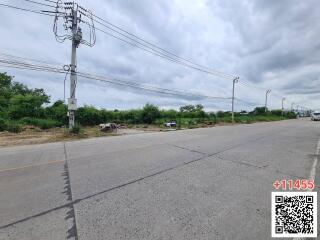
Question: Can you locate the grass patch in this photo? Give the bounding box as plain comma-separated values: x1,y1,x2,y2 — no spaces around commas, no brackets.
216,114,293,124
0,119,23,133
20,117,63,129
6,122,23,133
68,124,84,135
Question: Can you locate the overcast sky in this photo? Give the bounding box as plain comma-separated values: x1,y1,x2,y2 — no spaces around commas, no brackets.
0,0,319,111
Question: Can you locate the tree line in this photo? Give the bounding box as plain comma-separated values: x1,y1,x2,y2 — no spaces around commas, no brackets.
0,72,296,132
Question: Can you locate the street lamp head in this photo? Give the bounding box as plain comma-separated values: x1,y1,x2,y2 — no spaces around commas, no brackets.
233,77,239,83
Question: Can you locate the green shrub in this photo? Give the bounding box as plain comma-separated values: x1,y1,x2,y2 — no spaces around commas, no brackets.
69,124,83,134
270,110,282,116
222,116,232,123
8,93,49,119
209,114,217,125
252,107,267,115
20,117,62,129
155,118,167,125
141,104,160,124
45,100,68,124
285,111,297,119
216,111,228,118
0,117,6,131
76,105,102,126
234,116,253,124
6,122,22,133
187,120,197,128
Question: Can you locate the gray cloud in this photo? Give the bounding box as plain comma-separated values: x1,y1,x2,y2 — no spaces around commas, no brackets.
0,0,318,111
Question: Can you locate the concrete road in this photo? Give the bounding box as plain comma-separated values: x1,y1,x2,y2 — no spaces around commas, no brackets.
0,119,319,240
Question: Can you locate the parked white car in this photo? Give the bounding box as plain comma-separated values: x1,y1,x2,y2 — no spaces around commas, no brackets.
164,121,177,127
311,112,320,121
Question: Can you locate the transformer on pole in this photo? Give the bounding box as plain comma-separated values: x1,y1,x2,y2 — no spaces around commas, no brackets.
52,1,96,128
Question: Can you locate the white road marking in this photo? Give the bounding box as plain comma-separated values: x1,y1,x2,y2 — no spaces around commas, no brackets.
292,137,320,240
0,159,64,173
309,137,320,181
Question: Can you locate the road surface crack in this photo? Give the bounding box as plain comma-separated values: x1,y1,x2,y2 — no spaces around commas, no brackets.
63,142,79,240
169,144,207,155
215,155,268,169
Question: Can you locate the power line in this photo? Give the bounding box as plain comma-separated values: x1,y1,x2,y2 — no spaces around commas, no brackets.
86,12,235,80
94,27,233,80
0,52,63,67
0,2,55,16
237,78,296,107
87,9,297,107
234,98,263,107
94,27,230,78
81,5,308,110
238,79,274,95
0,55,233,101
0,59,66,74
42,0,58,3
2,54,299,110
22,0,57,8
0,57,268,111
77,71,231,101
80,7,301,106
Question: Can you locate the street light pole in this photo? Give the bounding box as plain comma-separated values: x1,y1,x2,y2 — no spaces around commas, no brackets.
282,97,286,117
265,89,271,112
231,77,239,123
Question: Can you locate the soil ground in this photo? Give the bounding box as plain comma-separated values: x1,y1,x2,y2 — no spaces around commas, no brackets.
0,121,262,147
0,126,149,147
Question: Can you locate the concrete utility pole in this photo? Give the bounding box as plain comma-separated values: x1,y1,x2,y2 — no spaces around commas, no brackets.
52,1,96,129
265,89,271,112
281,97,286,116
231,77,239,123
68,7,81,128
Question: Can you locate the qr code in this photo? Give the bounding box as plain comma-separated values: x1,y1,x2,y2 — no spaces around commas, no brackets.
271,192,317,238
